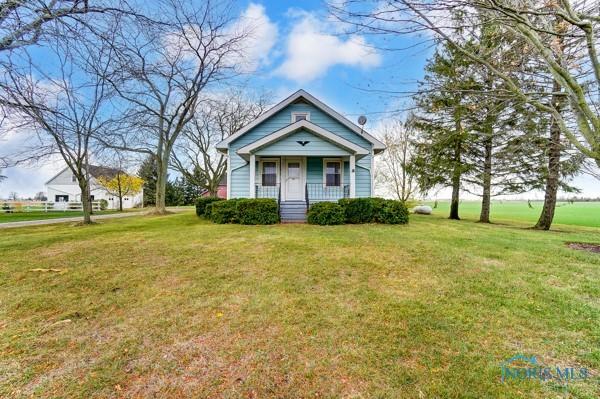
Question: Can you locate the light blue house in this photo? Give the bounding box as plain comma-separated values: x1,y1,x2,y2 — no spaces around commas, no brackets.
216,90,386,221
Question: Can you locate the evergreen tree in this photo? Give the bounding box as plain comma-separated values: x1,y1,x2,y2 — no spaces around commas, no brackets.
138,156,157,207
411,42,478,220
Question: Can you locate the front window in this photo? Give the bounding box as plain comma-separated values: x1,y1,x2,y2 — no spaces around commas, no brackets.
325,161,341,187
262,161,277,186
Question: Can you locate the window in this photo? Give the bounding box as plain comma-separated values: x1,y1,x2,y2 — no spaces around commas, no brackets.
55,195,69,202
325,160,342,187
71,175,77,182
291,112,310,123
261,161,277,186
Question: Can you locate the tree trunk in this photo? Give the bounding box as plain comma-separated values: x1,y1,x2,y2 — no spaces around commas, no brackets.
534,80,563,231
117,173,124,212
154,154,169,214
79,180,92,224
479,135,493,223
449,115,462,220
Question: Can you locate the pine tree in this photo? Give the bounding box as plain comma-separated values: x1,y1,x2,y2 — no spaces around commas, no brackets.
138,156,157,207
411,42,478,220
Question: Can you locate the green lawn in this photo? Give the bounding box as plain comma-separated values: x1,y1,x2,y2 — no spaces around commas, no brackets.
425,200,600,228
0,210,119,223
1,211,599,398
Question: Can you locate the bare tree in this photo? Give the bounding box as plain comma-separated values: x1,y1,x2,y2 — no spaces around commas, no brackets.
375,118,419,201
101,0,248,214
171,90,267,195
0,0,134,52
1,23,119,224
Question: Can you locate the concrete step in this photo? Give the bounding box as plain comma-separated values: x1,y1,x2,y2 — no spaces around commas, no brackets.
280,201,307,223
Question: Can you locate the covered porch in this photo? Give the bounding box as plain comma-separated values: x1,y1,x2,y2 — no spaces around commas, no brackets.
235,120,369,204
251,156,352,203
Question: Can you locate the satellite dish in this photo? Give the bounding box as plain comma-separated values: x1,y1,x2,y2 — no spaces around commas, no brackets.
358,115,367,126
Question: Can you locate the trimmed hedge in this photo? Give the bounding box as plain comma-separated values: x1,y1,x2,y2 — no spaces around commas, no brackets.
195,196,224,217
205,198,279,225
307,202,345,225
337,197,409,224
379,200,409,224
237,198,279,225
208,199,240,224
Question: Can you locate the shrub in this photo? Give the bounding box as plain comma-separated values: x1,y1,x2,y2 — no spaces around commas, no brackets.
237,198,279,225
338,198,376,223
204,202,215,218
337,197,408,224
196,196,223,217
307,202,345,225
209,199,240,224
379,200,409,224
99,199,108,210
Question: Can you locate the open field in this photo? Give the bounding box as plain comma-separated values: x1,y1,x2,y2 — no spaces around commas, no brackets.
424,200,600,228
0,210,120,223
1,210,599,398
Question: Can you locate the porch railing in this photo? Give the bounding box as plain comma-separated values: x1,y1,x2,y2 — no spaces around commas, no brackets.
255,184,280,199
305,183,349,203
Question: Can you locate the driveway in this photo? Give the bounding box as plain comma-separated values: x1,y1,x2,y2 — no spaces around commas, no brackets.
0,207,190,229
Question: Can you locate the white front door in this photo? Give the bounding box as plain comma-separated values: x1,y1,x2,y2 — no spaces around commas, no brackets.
284,158,303,200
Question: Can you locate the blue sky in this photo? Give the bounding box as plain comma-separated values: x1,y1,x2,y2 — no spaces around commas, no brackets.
1,0,599,198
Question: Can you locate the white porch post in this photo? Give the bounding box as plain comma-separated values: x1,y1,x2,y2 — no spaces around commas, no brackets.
349,154,356,198
249,154,256,198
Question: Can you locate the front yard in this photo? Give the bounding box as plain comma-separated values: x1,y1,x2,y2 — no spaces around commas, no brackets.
1,211,599,398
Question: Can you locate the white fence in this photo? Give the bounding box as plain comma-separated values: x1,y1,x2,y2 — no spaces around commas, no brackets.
1,201,102,213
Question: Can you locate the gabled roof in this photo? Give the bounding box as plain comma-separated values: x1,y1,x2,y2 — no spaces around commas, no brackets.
45,165,125,185
236,120,369,160
216,89,386,153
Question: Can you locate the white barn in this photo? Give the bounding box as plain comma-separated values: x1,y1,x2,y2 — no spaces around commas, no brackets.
45,165,143,210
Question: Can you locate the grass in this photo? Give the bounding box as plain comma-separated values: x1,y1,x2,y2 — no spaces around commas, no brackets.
1,210,599,398
0,210,120,223
425,200,600,228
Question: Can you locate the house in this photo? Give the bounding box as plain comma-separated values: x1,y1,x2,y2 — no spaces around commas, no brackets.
200,175,227,199
45,165,143,210
216,89,386,221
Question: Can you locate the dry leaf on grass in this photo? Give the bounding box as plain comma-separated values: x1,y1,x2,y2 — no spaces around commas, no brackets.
29,268,68,273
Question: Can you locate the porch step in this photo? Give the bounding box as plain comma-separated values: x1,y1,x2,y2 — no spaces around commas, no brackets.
280,201,307,222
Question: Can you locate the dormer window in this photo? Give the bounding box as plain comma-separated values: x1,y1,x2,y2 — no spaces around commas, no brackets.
291,112,310,123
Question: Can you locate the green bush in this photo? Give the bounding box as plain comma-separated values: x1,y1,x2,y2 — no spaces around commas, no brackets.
379,200,409,224
209,199,240,224
337,197,408,224
338,198,376,223
206,198,279,225
99,199,108,211
307,202,345,225
196,196,223,217
204,202,215,218
237,198,279,225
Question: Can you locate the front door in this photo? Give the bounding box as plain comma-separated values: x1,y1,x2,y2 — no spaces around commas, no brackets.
284,158,303,200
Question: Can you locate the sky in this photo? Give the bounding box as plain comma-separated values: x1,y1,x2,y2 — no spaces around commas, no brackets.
1,0,599,199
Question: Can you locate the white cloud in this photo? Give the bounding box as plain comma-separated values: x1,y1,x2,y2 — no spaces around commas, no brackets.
231,3,278,71
276,12,381,82
164,3,277,73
